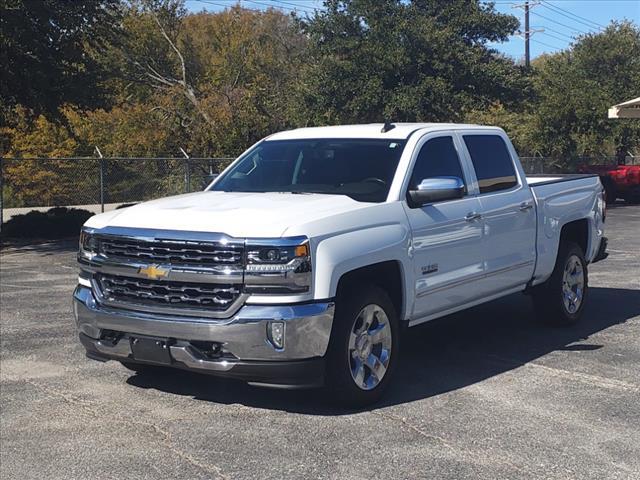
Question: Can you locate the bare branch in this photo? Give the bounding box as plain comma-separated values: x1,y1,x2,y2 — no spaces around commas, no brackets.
152,12,187,85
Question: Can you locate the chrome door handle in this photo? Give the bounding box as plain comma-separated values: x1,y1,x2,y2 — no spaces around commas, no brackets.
519,202,533,211
465,212,482,222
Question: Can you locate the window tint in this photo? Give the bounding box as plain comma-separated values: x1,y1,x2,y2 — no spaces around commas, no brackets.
463,135,518,193
409,136,465,190
212,139,406,203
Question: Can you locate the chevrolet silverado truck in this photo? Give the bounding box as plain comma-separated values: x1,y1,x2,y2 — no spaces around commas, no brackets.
74,123,608,406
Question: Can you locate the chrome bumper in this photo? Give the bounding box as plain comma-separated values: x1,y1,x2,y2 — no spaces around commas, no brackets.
73,285,335,362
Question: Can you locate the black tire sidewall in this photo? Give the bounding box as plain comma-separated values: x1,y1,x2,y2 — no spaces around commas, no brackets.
534,242,588,326
325,285,400,407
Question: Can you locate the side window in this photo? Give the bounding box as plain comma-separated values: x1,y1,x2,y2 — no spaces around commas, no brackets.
463,135,518,194
409,136,466,190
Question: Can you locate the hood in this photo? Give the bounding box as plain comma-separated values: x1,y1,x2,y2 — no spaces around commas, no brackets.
84,191,371,238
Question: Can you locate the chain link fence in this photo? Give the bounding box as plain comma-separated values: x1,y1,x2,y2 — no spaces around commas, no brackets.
0,157,234,226
0,155,629,228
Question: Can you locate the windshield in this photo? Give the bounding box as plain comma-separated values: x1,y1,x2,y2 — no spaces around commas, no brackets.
210,139,406,203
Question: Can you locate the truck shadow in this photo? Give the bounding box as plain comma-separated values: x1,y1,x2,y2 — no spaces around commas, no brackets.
126,286,639,414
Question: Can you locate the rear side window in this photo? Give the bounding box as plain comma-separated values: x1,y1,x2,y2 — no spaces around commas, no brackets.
463,135,518,193
409,136,465,190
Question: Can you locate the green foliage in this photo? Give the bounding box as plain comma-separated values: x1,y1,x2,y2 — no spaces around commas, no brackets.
1,0,639,196
300,0,528,124
0,0,123,120
527,22,640,166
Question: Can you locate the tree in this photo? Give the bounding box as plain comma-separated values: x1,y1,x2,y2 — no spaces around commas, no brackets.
300,0,529,124
0,0,123,120
529,22,640,165
106,3,307,156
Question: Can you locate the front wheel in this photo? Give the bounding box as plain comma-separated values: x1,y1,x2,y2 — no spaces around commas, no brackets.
532,241,588,326
325,285,399,407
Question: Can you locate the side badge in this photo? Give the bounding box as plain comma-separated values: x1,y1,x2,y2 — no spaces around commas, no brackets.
421,264,438,275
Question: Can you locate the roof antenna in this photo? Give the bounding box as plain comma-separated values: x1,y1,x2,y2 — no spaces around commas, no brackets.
381,121,396,133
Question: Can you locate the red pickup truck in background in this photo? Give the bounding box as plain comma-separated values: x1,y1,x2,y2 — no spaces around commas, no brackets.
580,162,640,204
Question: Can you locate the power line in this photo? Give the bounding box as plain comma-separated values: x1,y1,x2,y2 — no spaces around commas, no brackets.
192,0,259,12
540,1,607,30
539,30,572,44
270,0,318,13
243,0,296,12
192,0,315,15
531,11,591,36
533,38,563,51
192,0,289,15
532,24,575,41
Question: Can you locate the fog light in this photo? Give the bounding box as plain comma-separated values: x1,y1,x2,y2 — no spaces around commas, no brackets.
268,321,285,349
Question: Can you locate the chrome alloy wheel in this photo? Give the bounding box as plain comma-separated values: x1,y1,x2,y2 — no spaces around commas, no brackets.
348,304,392,391
562,254,585,314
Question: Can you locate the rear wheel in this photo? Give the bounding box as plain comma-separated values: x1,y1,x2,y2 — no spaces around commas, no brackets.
325,285,399,407
532,241,588,326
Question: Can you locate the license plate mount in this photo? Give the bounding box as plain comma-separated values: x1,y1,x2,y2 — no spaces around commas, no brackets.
130,336,172,365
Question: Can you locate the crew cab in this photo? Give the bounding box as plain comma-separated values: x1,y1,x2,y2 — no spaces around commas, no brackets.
74,123,608,406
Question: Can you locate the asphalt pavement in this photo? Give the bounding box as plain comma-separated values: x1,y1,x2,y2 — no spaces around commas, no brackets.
1,204,639,480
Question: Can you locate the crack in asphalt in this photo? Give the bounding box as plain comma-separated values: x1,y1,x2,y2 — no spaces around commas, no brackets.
485,354,640,393
20,378,231,480
371,409,543,478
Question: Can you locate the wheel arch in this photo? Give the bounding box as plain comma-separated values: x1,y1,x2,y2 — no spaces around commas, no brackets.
560,218,590,257
336,261,406,321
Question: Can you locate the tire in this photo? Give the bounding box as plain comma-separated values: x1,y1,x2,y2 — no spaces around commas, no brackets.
119,361,161,374
532,241,588,326
325,284,400,408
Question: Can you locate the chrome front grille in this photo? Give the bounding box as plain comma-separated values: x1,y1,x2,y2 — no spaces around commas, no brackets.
99,237,244,267
97,274,241,311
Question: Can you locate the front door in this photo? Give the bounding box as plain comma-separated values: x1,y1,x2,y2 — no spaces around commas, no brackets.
402,134,485,324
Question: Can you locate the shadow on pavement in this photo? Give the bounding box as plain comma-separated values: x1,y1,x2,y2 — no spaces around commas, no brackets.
0,237,79,255
125,286,639,414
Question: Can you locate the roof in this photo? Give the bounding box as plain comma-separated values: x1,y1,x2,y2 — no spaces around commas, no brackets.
608,97,640,119
267,123,486,141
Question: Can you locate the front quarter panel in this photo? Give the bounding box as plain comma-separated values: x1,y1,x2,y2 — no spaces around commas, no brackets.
313,223,412,319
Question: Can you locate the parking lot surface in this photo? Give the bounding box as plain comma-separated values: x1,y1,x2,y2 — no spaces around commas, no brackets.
1,205,639,480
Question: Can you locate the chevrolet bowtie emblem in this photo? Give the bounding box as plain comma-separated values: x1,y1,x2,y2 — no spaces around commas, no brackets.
138,264,170,280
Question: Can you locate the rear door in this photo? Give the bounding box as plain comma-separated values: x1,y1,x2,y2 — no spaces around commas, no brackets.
458,131,536,294
402,132,485,324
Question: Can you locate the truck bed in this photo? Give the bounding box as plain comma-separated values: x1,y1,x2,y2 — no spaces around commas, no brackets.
526,173,599,187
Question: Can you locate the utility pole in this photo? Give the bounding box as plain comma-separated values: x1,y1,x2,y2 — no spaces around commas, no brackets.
524,1,530,68
513,1,541,68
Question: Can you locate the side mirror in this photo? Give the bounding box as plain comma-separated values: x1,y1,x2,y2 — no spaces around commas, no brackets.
408,176,465,207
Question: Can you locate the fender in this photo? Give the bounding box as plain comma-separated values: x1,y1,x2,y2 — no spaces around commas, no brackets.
313,223,413,318
531,181,602,284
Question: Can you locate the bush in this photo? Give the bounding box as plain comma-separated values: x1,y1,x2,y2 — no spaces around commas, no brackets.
1,207,93,239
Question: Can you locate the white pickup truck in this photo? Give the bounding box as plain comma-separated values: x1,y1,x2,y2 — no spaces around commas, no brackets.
74,123,608,405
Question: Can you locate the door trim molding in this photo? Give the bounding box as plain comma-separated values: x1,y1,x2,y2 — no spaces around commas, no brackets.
416,260,534,298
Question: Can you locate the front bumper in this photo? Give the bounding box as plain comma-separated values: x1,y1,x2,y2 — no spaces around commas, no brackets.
73,285,334,387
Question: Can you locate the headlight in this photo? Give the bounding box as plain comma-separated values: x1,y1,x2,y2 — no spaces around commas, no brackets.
79,229,99,259
244,238,311,294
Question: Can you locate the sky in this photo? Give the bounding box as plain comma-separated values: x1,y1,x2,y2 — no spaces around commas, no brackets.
185,0,640,60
